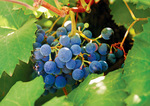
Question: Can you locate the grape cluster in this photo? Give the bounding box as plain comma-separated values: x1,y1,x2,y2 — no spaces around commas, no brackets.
32,21,124,95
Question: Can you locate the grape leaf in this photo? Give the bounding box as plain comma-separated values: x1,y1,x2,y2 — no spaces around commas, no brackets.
0,1,37,77
123,18,150,105
66,70,128,105
43,96,73,106
0,60,33,101
109,0,150,33
125,0,150,10
0,76,44,106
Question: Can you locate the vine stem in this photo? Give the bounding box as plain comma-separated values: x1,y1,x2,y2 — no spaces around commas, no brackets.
62,87,68,96
1,0,35,10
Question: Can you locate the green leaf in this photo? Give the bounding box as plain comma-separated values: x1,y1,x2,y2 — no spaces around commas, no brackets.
0,1,36,77
0,76,44,106
109,0,150,33
125,0,150,9
67,70,128,105
0,60,33,101
123,18,150,105
43,96,73,106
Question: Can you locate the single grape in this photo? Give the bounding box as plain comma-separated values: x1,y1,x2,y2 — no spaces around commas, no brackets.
47,36,55,45
33,42,41,49
37,29,45,36
77,23,84,30
42,56,49,62
56,27,67,37
82,67,91,78
53,67,62,75
70,34,81,45
65,74,76,86
36,25,42,30
114,48,124,58
55,57,65,68
101,27,114,40
107,53,116,64
85,43,97,54
55,76,67,88
88,53,97,62
36,33,44,43
83,30,92,38
64,21,72,32
99,60,108,72
72,69,84,80
98,43,108,55
66,59,76,69
44,74,55,85
94,52,101,61
44,61,57,74
59,35,70,46
71,44,81,55
62,66,72,74
34,48,44,60
74,59,82,69
58,47,72,62
40,44,51,56
89,61,102,73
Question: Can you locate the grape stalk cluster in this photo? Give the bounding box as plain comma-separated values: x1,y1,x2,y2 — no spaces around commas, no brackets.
32,21,124,95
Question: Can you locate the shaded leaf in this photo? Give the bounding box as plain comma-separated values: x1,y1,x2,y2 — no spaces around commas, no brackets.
109,0,150,33
0,76,44,106
0,60,33,101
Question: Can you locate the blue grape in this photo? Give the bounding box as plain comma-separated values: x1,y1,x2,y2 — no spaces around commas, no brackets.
47,36,55,45
74,59,82,69
114,49,123,58
82,67,91,78
44,61,57,74
33,42,41,49
98,43,108,55
101,27,114,40
94,52,101,61
99,60,108,72
89,61,102,73
83,30,92,38
70,34,81,45
59,35,70,46
71,44,81,55
55,76,67,88
107,53,116,64
65,74,76,86
72,69,84,80
40,44,51,56
66,59,76,69
85,43,96,54
62,66,72,74
34,48,44,60
53,67,61,75
58,47,72,62
36,25,42,30
37,29,45,36
36,33,44,43
77,23,84,30
42,56,49,62
56,27,67,37
55,57,65,68
44,74,55,85
88,53,97,62
64,21,72,32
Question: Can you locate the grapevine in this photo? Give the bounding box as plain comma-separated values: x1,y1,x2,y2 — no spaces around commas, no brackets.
0,0,150,105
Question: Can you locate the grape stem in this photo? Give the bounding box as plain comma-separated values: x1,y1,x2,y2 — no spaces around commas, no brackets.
62,87,68,96
1,0,35,10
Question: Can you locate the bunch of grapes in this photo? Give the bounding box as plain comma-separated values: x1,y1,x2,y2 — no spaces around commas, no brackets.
32,21,124,95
